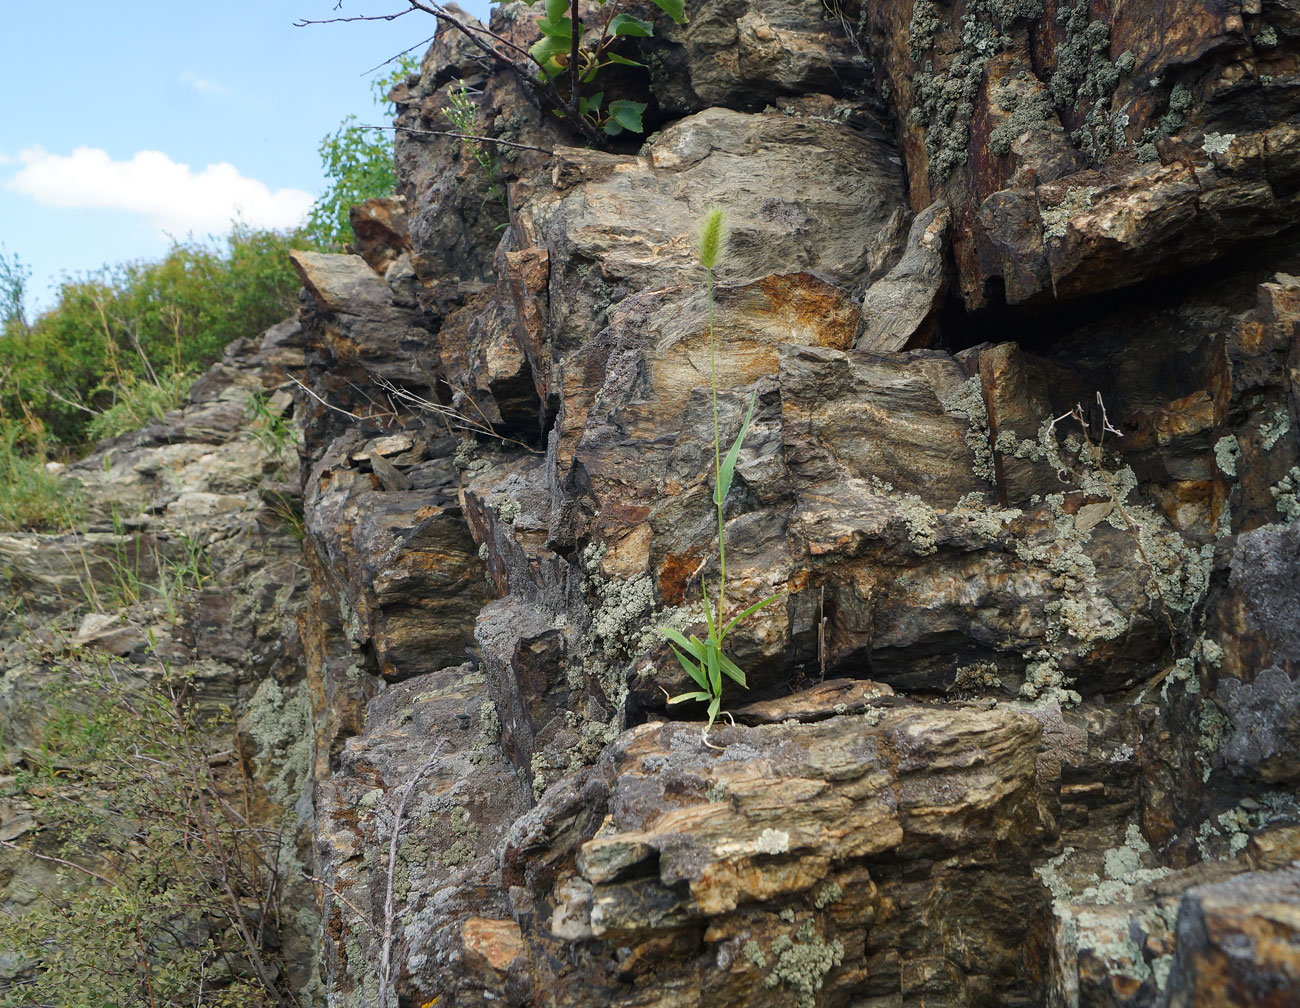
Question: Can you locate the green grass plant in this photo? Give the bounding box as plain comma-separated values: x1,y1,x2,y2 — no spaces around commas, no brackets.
0,418,82,532
86,369,196,443
661,210,782,741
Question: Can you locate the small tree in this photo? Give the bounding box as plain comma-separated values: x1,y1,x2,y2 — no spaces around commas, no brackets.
305,56,418,249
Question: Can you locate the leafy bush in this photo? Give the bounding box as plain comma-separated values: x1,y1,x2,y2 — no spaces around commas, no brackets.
521,0,687,136
85,370,197,443
0,225,304,447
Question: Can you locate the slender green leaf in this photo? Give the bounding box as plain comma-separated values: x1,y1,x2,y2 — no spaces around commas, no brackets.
661,626,699,656
667,690,712,705
723,590,786,637
701,581,716,639
605,53,648,68
719,652,747,688
650,0,688,24
705,640,721,696
669,645,708,691
706,693,721,733
610,13,654,36
715,390,756,507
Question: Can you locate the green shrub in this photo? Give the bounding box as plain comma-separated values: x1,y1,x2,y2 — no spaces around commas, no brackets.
305,57,417,249
0,663,294,1007
85,370,196,443
0,225,305,447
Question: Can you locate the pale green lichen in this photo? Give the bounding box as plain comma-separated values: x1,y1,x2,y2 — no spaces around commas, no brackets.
907,0,942,62
1195,807,1252,860
909,0,1044,178
743,939,767,968
1041,185,1099,240
244,678,314,810
452,439,477,470
763,925,845,1008
1256,25,1278,47
898,495,939,555
528,538,687,798
942,376,997,482
814,882,843,909
440,838,476,867
1259,409,1291,450
1020,650,1081,706
1214,435,1241,477
1042,825,1170,909
756,828,791,855
1198,700,1231,781
1137,83,1194,161
1202,132,1235,156
471,697,502,766
494,496,522,524
953,662,1004,691
1048,1,1136,160
1270,466,1300,522
990,82,1055,157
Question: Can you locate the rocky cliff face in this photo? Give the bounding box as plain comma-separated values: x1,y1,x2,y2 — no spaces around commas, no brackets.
4,1,1297,1005
291,2,1300,1006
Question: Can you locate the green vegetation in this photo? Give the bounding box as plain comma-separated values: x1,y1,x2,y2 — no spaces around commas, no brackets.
0,661,296,1007
521,0,687,136
305,57,417,249
0,421,82,531
0,226,304,450
662,210,782,740
446,82,510,221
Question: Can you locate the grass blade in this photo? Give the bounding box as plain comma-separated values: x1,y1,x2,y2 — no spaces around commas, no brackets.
714,390,756,507
719,652,747,688
705,640,721,697
669,645,708,691
723,590,785,638
701,581,716,639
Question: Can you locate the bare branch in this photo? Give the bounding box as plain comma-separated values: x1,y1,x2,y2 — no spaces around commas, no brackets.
0,839,119,889
377,744,446,1008
293,9,417,26
364,123,552,153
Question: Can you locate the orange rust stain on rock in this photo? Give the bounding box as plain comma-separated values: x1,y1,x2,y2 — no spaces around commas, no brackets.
753,273,858,350
658,550,704,606
461,916,527,973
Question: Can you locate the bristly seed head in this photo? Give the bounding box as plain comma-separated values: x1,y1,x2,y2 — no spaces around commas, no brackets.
698,208,726,270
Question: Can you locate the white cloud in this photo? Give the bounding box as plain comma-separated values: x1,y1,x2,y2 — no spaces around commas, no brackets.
5,146,314,235
179,70,230,96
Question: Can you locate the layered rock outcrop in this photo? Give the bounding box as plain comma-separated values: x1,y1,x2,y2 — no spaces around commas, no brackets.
0,322,320,992
292,3,1300,1006
4,1,1298,1005
282,2,1300,1006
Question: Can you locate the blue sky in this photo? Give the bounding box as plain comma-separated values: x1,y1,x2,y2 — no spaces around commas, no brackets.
1,0,492,311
